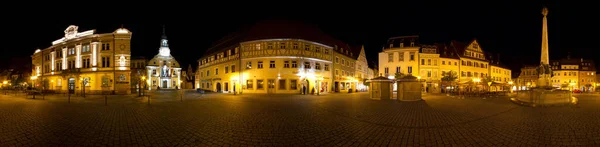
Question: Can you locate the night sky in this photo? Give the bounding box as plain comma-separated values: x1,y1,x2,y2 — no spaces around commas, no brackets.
3,1,596,77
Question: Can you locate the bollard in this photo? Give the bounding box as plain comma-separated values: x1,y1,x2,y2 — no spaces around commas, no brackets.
105,95,107,106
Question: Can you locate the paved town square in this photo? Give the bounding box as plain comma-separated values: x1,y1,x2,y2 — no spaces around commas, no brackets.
0,91,599,146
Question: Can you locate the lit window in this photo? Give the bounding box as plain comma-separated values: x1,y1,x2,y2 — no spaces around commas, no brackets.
304,62,311,69
246,61,252,69
388,53,393,62
324,64,329,71
257,80,264,89
315,63,321,70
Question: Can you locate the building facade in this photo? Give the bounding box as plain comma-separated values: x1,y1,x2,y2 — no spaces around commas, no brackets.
516,66,538,90
130,56,147,92
378,36,512,93
550,57,596,91
146,29,182,89
31,25,132,94
196,21,366,94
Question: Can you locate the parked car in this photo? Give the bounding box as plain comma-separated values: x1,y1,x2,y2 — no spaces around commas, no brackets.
572,89,582,93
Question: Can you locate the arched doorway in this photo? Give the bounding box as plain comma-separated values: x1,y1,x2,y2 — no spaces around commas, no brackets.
305,79,310,94
216,83,222,92
68,78,75,94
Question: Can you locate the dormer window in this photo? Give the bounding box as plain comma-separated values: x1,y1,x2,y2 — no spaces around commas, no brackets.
400,43,404,48
389,44,393,48
410,42,414,47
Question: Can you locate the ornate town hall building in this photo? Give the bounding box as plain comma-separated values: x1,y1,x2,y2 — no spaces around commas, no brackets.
31,25,132,94
146,27,182,89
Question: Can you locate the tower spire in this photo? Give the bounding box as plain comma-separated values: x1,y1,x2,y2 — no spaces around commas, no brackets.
540,7,550,65
161,25,167,39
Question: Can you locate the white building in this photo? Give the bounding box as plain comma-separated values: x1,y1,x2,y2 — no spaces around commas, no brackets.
146,27,182,89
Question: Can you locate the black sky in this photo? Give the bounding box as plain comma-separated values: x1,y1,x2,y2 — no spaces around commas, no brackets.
3,1,597,77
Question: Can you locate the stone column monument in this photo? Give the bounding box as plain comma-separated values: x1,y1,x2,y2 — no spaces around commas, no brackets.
536,7,552,88
513,7,574,107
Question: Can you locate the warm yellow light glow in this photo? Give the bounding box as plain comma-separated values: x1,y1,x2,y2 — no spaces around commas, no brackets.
472,78,481,82
417,76,421,79
508,81,514,85
2,81,7,84
526,82,531,86
30,76,38,80
50,80,54,83
141,76,146,80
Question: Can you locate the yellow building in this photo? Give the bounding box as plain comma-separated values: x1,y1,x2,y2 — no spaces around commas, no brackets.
196,21,362,94
31,25,132,95
550,57,596,91
516,66,537,90
419,44,441,93
378,36,512,93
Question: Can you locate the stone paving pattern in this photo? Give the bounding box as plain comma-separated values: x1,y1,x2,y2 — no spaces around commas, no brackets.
0,90,599,146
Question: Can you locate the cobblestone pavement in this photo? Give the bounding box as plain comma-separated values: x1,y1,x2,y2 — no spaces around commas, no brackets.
0,90,599,146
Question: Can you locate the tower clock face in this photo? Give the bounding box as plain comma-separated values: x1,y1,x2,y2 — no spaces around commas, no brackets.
120,44,126,50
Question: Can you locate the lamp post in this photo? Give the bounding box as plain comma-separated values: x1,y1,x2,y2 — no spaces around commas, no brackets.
140,76,146,96
30,76,38,99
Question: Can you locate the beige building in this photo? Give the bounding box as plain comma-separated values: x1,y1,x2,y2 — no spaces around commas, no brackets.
550,57,596,91
354,46,374,91
196,21,368,94
32,25,132,95
378,36,512,93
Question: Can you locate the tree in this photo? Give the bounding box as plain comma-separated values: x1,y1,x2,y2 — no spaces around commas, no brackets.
394,72,405,79
441,71,458,92
482,76,494,91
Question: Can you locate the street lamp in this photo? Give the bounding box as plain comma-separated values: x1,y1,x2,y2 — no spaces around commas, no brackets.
140,76,146,96
30,76,38,99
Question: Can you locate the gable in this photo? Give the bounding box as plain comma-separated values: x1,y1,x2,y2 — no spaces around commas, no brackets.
358,46,368,63
466,40,483,52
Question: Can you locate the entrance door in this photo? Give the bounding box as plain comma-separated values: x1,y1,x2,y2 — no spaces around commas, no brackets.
334,82,339,92
216,83,222,92
225,82,229,92
162,80,168,88
68,78,75,94
267,79,275,93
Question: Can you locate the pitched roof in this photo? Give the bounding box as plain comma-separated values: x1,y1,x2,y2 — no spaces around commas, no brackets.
201,20,356,60
449,40,488,62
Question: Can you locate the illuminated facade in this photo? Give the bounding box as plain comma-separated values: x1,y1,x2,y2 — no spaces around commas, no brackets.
31,25,132,94
549,57,596,91
379,36,512,93
196,21,365,94
146,28,182,89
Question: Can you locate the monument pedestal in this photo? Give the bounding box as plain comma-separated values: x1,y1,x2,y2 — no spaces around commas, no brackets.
514,87,573,107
